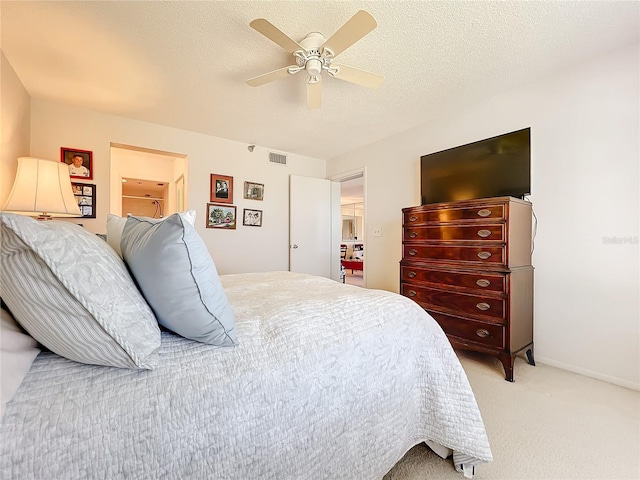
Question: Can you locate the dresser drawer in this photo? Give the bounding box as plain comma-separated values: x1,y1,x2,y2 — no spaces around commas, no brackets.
429,311,505,349
403,203,505,226
400,265,506,293
403,224,504,242
403,245,505,266
401,283,505,322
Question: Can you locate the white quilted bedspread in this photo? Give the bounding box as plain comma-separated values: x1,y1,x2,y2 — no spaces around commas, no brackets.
1,272,492,479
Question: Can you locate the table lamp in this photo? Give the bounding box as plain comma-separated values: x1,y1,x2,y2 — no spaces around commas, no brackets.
2,157,81,220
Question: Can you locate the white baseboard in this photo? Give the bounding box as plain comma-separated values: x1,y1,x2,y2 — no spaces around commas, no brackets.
536,356,640,391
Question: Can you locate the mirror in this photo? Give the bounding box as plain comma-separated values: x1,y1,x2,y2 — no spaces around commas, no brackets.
341,202,363,242
342,219,355,240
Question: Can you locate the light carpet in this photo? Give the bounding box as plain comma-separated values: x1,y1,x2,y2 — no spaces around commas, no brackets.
384,350,639,480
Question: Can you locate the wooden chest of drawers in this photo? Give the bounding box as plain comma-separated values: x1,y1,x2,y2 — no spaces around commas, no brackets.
401,196,534,381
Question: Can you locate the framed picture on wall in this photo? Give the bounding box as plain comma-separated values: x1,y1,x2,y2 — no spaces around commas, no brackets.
243,208,262,227
72,182,96,218
61,147,93,180
243,181,264,201
206,203,236,229
210,174,233,204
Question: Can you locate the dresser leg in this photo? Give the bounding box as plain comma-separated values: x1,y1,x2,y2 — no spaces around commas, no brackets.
526,345,536,366
499,354,515,382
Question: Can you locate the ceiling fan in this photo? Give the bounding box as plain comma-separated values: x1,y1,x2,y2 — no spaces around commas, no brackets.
246,10,384,109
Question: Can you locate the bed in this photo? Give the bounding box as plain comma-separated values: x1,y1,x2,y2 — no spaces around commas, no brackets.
0,213,492,479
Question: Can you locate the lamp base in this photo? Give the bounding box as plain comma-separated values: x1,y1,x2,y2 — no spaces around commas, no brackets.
36,214,53,221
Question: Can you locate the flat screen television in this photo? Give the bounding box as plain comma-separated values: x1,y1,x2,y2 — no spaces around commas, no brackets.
421,128,530,205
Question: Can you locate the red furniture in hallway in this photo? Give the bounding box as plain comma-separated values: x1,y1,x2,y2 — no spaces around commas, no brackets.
342,259,363,273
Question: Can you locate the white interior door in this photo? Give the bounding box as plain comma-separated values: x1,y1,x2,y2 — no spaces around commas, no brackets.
290,175,340,279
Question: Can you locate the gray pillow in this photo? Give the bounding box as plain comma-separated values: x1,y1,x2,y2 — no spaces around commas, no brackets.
120,214,238,346
106,210,196,258
0,213,161,369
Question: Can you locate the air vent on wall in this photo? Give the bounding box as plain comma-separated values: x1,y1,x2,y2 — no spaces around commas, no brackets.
269,152,287,165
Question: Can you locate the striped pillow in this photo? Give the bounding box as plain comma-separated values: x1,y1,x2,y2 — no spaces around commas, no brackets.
0,213,161,369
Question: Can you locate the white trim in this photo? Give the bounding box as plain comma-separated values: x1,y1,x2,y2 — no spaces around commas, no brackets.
536,356,639,391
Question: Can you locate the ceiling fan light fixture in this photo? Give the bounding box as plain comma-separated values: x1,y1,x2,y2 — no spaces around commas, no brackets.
326,65,340,77
306,59,322,77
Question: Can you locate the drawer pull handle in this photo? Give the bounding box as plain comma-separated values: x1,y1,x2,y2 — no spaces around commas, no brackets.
408,215,418,222
476,302,491,311
409,232,418,238
476,279,491,287
477,251,492,259
408,249,418,256
477,209,491,217
408,271,417,278
477,229,492,238
407,290,417,297
476,329,490,338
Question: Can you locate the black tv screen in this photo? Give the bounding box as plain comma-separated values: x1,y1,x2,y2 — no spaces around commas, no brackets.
421,128,531,205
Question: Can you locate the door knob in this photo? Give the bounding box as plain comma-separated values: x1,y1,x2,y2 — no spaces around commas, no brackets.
291,244,299,249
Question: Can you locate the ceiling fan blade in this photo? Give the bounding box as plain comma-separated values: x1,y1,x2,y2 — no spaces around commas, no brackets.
250,18,303,53
322,10,377,57
332,64,384,89
307,76,322,109
247,66,296,87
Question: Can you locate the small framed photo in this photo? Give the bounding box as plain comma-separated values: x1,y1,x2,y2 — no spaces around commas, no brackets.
210,174,233,204
61,147,93,180
206,203,236,229
243,208,263,227
72,182,96,218
244,181,264,201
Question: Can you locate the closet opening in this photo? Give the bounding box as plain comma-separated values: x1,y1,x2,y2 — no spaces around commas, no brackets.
109,143,188,219
121,178,168,218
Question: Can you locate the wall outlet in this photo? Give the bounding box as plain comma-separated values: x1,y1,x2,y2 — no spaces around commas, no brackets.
373,227,382,237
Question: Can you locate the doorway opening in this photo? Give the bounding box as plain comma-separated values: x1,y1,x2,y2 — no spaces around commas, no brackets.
109,143,188,218
332,168,365,287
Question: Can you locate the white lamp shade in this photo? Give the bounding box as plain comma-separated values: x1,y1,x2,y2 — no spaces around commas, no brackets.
3,157,81,218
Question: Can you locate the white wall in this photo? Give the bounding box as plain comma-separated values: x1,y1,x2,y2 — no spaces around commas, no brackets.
0,52,30,205
328,43,639,390
25,99,326,274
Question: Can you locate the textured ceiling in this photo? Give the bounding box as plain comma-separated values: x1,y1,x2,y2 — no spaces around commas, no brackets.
1,1,638,159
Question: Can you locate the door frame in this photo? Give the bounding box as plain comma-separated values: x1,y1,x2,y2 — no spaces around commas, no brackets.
330,167,367,287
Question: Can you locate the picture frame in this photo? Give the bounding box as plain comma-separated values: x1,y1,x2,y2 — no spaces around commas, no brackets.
71,182,96,218
61,147,93,180
210,174,233,204
206,203,236,229
243,208,263,227
243,181,264,201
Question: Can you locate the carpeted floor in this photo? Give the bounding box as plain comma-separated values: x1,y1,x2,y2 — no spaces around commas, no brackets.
344,269,364,287
384,350,640,480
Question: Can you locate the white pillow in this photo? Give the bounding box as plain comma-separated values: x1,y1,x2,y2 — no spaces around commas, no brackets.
107,210,196,257
0,213,161,369
0,307,40,417
120,213,238,346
